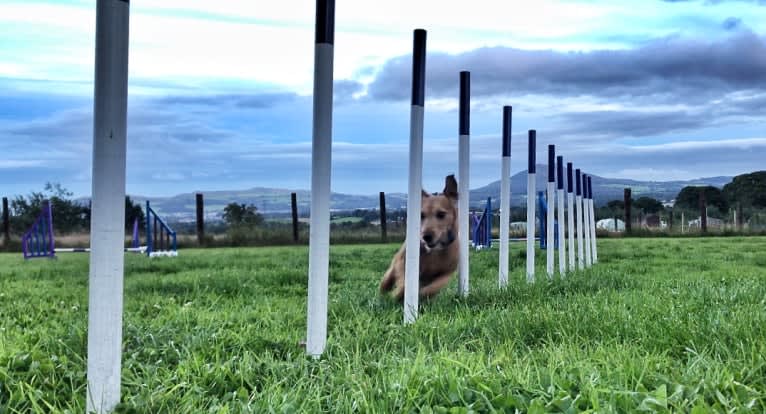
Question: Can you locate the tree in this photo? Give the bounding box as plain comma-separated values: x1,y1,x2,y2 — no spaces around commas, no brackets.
11,183,89,234
722,171,766,208
125,196,145,231
633,196,664,214
606,200,625,210
675,186,728,213
222,203,264,227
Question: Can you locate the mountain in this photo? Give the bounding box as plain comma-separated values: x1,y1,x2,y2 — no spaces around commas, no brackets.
128,188,408,222
123,168,732,222
469,165,731,208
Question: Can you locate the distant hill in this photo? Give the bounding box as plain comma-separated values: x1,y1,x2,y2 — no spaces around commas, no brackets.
127,188,408,222
118,168,732,222
469,165,732,208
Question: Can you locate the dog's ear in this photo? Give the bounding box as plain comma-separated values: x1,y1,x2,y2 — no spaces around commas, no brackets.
443,174,458,201
422,189,430,198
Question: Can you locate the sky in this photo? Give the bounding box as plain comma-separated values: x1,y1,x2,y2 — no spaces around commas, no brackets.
1,0,765,198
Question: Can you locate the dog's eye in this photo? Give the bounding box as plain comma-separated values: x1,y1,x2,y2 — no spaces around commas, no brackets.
436,211,446,220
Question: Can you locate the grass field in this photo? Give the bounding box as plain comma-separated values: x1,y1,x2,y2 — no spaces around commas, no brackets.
1,237,765,412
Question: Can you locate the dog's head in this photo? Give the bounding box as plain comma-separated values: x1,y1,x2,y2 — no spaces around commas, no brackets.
420,174,458,252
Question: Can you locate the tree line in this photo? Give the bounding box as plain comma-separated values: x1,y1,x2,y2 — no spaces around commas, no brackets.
6,183,145,234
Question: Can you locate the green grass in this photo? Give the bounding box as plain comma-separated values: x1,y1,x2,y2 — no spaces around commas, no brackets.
1,238,766,412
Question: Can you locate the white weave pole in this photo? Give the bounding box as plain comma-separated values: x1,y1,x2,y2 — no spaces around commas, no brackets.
306,0,335,357
583,173,592,268
526,130,536,283
405,29,427,323
588,176,598,263
498,106,512,287
556,156,566,276
576,168,585,270
458,71,470,296
546,145,555,279
87,1,129,412
566,163,575,271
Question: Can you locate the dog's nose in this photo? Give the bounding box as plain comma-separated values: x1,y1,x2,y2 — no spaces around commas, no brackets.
422,233,434,245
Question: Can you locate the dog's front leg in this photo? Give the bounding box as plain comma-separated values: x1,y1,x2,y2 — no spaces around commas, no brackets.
419,273,452,298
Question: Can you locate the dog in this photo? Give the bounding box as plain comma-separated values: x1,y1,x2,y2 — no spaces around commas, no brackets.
379,174,459,300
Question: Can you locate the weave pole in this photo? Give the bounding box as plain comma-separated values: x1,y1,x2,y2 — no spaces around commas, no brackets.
546,145,555,279
556,156,566,275
526,130,536,283
588,176,598,263
498,106,512,287
575,169,584,270
583,173,592,268
306,0,335,357
566,163,575,270
87,0,129,411
405,29,427,323
458,71,470,296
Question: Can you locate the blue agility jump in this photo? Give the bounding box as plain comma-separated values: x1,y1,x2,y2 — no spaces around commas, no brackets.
22,199,176,259
471,197,492,250
22,200,55,259
146,200,177,257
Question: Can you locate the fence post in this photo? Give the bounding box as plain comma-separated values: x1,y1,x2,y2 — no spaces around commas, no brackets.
668,208,673,231
624,188,632,234
699,191,707,233
291,192,299,243
737,202,743,231
2,197,9,247
379,191,387,242
195,193,204,246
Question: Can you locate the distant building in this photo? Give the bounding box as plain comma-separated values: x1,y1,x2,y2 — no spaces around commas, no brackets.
597,218,625,232
688,217,723,229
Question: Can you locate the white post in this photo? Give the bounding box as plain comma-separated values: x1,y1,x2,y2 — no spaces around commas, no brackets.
405,29,427,323
498,106,512,287
682,211,685,233
583,174,592,268
546,145,555,279
588,176,598,264
576,169,585,270
526,130,536,283
566,163,575,271
458,71,470,296
306,0,335,357
87,0,129,412
556,156,566,275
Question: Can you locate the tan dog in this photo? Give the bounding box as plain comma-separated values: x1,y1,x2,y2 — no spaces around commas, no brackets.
379,175,459,300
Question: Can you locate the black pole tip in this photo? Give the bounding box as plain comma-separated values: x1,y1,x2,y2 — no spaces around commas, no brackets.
314,0,335,45
528,130,536,173
459,72,470,135
411,29,427,107
547,145,555,182
576,169,582,195
502,106,512,157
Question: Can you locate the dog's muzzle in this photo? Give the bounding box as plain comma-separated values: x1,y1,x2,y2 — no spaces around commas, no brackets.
422,229,456,253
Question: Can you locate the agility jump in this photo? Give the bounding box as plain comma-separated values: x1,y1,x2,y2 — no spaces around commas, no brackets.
21,199,175,259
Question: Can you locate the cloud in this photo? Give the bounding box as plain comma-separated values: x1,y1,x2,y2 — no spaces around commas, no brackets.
156,93,298,109
723,17,744,30
0,160,46,169
364,31,766,102
662,0,766,4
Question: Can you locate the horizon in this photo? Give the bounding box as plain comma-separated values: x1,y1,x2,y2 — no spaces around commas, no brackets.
65,165,740,200
1,0,765,199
